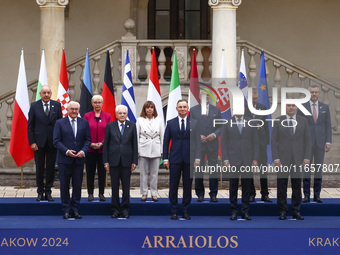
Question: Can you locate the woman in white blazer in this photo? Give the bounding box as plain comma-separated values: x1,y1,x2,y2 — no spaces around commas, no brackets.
136,101,164,202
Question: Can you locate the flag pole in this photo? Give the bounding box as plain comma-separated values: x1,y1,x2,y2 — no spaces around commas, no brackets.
21,166,24,188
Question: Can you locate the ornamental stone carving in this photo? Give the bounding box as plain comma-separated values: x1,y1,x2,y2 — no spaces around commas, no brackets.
208,0,242,7
36,0,69,6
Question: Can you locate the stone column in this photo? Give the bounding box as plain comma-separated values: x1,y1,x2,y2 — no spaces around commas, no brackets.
36,0,69,99
209,0,241,82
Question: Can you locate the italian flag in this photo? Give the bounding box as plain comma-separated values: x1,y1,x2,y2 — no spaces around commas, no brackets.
147,48,164,125
57,49,70,117
166,50,182,122
36,49,48,101
10,49,34,166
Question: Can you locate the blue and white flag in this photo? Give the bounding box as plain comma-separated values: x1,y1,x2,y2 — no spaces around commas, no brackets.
80,49,93,117
121,50,137,123
238,49,248,103
257,50,273,165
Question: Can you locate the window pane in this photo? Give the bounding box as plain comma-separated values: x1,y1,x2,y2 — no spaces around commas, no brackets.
185,11,200,39
186,0,200,10
156,11,170,39
156,0,170,10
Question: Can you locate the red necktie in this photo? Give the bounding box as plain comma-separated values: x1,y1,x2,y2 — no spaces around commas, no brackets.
313,103,317,123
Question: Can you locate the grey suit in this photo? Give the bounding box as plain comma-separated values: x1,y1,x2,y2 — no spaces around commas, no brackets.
271,115,311,214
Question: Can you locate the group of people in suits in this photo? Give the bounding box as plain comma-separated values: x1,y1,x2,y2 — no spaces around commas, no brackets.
27,84,331,221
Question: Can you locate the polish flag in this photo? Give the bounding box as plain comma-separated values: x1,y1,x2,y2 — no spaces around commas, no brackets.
57,49,70,117
188,49,200,109
10,49,34,166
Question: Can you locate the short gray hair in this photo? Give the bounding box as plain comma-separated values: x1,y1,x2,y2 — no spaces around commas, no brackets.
115,104,128,113
67,101,80,109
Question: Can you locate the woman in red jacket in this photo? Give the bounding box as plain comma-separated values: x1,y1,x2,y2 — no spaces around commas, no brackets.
84,95,112,201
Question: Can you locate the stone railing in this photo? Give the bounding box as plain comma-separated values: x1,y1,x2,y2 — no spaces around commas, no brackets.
1,38,340,167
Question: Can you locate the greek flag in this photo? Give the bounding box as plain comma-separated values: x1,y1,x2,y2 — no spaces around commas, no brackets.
121,50,137,123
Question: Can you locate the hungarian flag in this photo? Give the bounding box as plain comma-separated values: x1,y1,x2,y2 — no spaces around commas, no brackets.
36,48,48,101
188,49,200,109
10,49,34,167
166,50,182,122
57,49,70,117
102,50,116,121
80,49,93,117
147,48,164,125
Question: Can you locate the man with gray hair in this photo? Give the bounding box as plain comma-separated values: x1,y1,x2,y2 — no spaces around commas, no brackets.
28,85,62,201
103,104,138,218
53,101,91,219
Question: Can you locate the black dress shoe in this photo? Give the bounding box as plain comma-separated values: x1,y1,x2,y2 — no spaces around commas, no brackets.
111,213,120,218
249,196,255,202
45,194,54,201
88,194,94,201
73,212,82,219
279,212,287,220
210,196,218,202
313,197,323,203
303,196,310,203
63,213,70,219
292,213,304,220
261,195,272,202
182,212,191,220
36,193,44,201
99,194,106,201
230,213,237,220
121,214,129,218
197,196,204,202
171,213,178,220
241,213,251,220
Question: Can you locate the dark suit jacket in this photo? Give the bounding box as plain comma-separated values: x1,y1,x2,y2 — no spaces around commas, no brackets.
190,104,222,152
271,115,311,166
53,117,91,165
245,102,270,150
28,99,62,147
220,116,259,166
163,116,192,164
189,118,201,163
299,101,332,148
102,120,138,168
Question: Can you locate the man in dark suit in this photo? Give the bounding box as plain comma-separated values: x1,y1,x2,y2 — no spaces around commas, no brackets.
163,99,200,220
53,101,91,219
103,105,138,219
299,85,332,203
245,89,272,202
190,92,222,202
271,104,311,220
28,85,62,201
221,113,259,220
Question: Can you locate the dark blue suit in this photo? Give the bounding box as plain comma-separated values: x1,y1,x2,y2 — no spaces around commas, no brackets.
190,104,222,198
27,99,62,196
53,117,91,214
103,120,138,215
163,116,198,214
221,116,259,215
299,101,332,198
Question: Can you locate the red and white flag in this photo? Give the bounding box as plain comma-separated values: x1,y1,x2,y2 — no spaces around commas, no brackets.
188,49,200,109
57,49,70,117
9,49,34,166
147,48,164,125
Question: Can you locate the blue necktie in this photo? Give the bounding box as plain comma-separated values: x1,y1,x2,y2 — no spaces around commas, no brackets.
121,123,125,136
237,118,243,134
181,119,185,135
289,118,294,136
71,119,76,137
